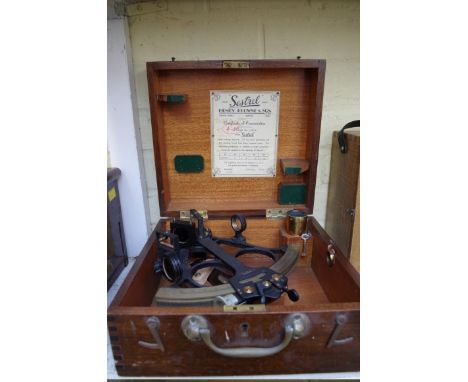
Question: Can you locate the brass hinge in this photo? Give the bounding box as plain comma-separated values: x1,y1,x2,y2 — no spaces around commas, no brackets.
223,304,266,313
222,60,250,69
179,210,208,220
266,208,288,219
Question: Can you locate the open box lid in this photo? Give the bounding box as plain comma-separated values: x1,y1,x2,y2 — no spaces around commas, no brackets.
146,59,325,218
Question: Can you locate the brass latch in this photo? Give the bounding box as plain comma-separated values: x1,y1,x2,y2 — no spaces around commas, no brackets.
266,208,288,219
223,304,266,313
222,61,250,69
179,210,208,220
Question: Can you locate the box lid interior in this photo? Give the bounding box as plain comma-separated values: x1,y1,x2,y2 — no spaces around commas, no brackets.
147,59,325,218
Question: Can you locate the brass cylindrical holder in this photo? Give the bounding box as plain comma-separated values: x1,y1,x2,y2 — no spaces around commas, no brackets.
285,209,307,236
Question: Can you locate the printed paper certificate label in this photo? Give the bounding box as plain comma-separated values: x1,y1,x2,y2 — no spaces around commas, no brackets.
211,91,280,177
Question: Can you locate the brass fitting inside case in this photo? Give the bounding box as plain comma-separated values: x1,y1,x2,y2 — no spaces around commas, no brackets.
285,209,307,236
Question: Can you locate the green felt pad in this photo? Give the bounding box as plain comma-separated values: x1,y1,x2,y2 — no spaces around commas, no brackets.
174,155,204,173
278,183,307,204
164,94,185,103
283,167,302,175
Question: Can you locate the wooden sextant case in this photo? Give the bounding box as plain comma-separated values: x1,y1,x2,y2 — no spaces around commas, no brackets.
107,59,360,376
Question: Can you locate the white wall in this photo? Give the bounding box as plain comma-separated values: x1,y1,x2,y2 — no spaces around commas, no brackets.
126,0,359,227
107,17,152,256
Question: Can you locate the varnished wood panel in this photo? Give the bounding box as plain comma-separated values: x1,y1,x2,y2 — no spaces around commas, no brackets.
325,131,360,257
108,214,360,376
113,236,159,307
310,217,360,303
147,60,325,217
109,59,360,376
108,309,359,376
350,176,360,272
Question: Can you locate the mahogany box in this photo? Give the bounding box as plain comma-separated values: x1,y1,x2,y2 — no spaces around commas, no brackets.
107,59,360,376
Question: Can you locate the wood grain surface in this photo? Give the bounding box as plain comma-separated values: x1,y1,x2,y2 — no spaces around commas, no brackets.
147,60,325,217
108,60,359,377
350,176,360,272
280,158,311,174
310,217,360,303
325,131,360,257
108,309,359,376
108,215,360,376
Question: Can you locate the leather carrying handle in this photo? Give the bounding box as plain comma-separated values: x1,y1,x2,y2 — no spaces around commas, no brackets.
337,120,360,153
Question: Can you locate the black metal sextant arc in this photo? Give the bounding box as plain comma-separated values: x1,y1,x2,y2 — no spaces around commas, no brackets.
153,209,300,306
